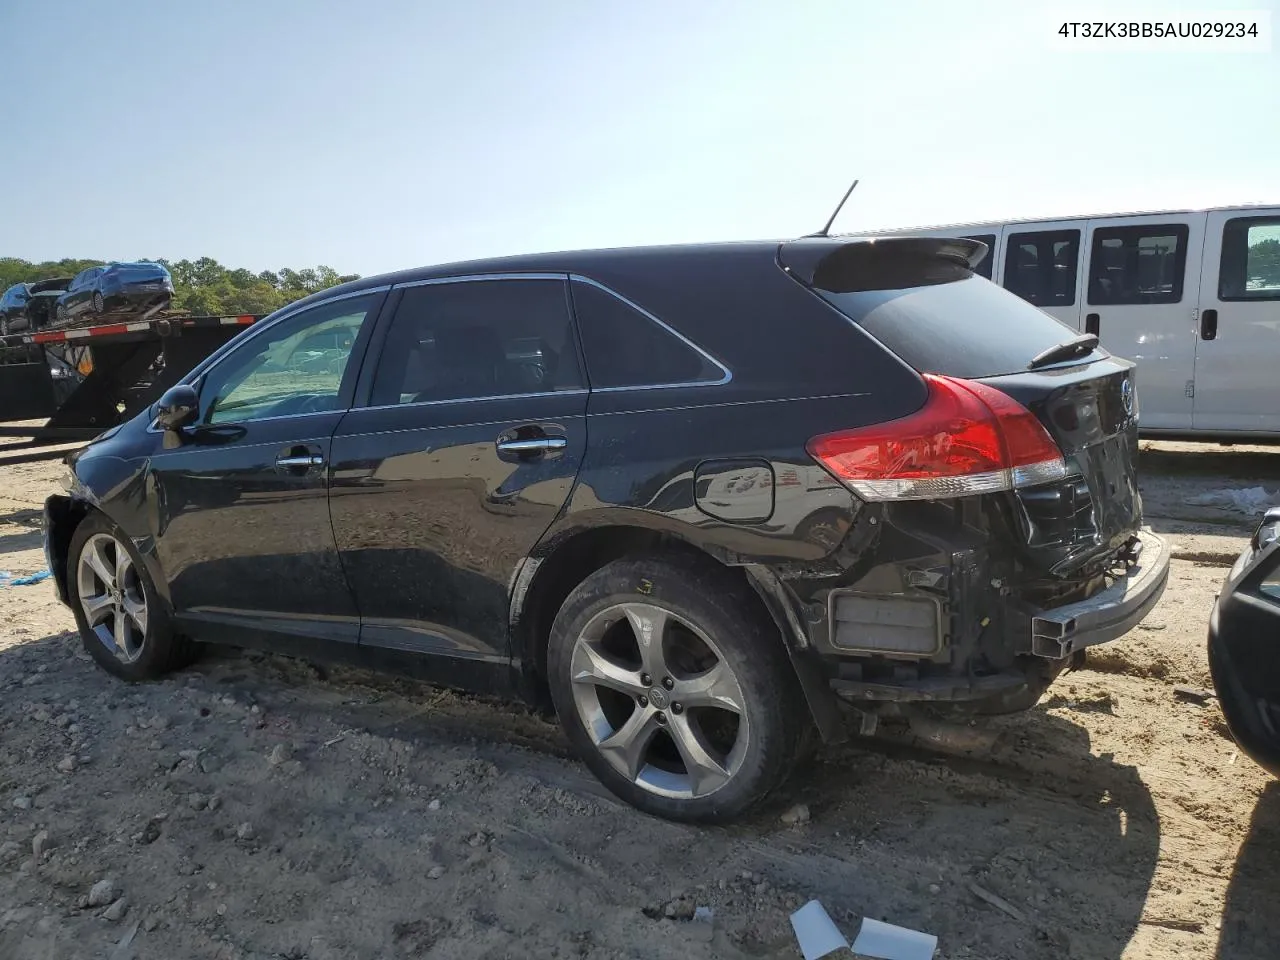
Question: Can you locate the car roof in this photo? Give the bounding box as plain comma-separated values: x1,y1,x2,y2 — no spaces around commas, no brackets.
305,241,786,303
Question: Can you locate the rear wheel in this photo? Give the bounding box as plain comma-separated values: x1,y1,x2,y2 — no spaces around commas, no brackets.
56,303,67,324
547,554,808,822
68,512,196,681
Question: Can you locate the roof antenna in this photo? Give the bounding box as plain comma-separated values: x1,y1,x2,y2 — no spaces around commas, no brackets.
810,178,859,238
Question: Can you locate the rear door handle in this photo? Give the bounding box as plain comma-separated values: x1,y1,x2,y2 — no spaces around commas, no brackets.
496,437,567,454
1085,313,1100,336
1201,308,1218,341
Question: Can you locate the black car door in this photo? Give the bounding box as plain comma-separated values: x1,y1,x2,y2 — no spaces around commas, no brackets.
147,290,386,648
328,275,589,682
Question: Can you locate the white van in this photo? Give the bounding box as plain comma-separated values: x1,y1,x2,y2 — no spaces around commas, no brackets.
861,205,1280,440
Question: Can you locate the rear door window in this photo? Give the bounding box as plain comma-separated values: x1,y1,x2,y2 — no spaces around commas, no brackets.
1002,229,1080,307
1087,224,1189,305
570,279,725,389
367,278,583,406
1219,216,1280,300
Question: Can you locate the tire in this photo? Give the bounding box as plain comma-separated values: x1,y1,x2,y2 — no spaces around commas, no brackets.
92,292,105,314
56,304,67,325
67,512,197,681
547,553,809,823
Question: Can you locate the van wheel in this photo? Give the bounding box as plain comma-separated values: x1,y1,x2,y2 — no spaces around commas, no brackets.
68,512,197,681
547,554,808,823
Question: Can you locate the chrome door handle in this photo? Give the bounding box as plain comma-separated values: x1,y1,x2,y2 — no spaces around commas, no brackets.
496,437,567,454
275,455,325,469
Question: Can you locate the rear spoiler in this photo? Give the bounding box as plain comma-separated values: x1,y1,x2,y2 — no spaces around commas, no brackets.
778,236,988,293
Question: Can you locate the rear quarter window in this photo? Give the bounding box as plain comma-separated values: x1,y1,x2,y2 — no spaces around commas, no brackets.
571,279,725,389
816,275,1100,379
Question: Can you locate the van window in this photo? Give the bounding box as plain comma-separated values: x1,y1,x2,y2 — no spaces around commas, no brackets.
1219,216,1280,301
1087,224,1188,305
963,234,997,279
1002,229,1079,307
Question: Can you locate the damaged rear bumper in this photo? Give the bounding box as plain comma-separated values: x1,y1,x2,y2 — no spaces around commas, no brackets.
1027,529,1169,659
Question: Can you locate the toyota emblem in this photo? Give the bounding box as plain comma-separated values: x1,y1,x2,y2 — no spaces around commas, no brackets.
1121,377,1134,415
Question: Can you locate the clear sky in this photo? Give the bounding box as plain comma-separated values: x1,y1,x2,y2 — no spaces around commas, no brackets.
1,0,1277,277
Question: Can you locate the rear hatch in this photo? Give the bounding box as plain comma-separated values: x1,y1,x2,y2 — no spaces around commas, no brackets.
780,236,1142,576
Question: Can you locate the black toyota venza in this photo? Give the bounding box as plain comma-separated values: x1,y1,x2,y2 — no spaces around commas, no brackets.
1209,506,1280,777
44,236,1169,822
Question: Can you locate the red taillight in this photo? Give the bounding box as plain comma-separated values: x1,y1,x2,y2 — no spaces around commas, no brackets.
806,374,1067,501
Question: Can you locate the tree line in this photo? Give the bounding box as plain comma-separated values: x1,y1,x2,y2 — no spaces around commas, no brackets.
0,256,360,317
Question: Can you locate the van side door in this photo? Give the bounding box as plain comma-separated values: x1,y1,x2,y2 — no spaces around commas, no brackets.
1081,213,1205,432
1192,209,1280,435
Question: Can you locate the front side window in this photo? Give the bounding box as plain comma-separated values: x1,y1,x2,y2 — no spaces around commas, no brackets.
201,293,379,425
1220,216,1280,301
1003,229,1080,307
1087,224,1189,305
367,278,583,407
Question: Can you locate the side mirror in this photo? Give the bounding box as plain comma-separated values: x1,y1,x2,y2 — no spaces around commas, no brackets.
154,384,199,431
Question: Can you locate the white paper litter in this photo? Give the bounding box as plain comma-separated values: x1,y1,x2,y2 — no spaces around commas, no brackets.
790,900,938,960
790,900,850,960
851,916,938,960
1184,486,1274,515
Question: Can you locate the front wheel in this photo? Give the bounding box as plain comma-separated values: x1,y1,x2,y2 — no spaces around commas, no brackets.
68,512,196,681
547,554,809,823
92,291,106,314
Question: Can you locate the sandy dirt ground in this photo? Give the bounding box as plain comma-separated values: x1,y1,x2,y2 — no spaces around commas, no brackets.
1,440,1278,960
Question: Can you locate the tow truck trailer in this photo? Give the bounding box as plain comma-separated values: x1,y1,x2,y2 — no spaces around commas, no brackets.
0,313,264,465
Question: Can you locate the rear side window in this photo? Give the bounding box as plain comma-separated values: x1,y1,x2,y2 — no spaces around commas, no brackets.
963,234,997,279
814,275,1098,380
1220,216,1280,301
571,279,725,389
1002,229,1079,307
367,278,583,407
1087,224,1189,305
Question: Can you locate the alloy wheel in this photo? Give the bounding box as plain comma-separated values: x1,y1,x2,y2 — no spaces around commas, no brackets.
569,602,750,799
76,533,148,663
92,292,105,313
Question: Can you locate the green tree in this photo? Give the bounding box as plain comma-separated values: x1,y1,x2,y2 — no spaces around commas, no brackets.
1250,237,1280,284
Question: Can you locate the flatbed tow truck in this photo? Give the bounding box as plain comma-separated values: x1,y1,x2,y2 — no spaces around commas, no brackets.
0,310,264,465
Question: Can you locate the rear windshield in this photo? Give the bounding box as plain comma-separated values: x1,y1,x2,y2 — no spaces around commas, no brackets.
815,275,1103,379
